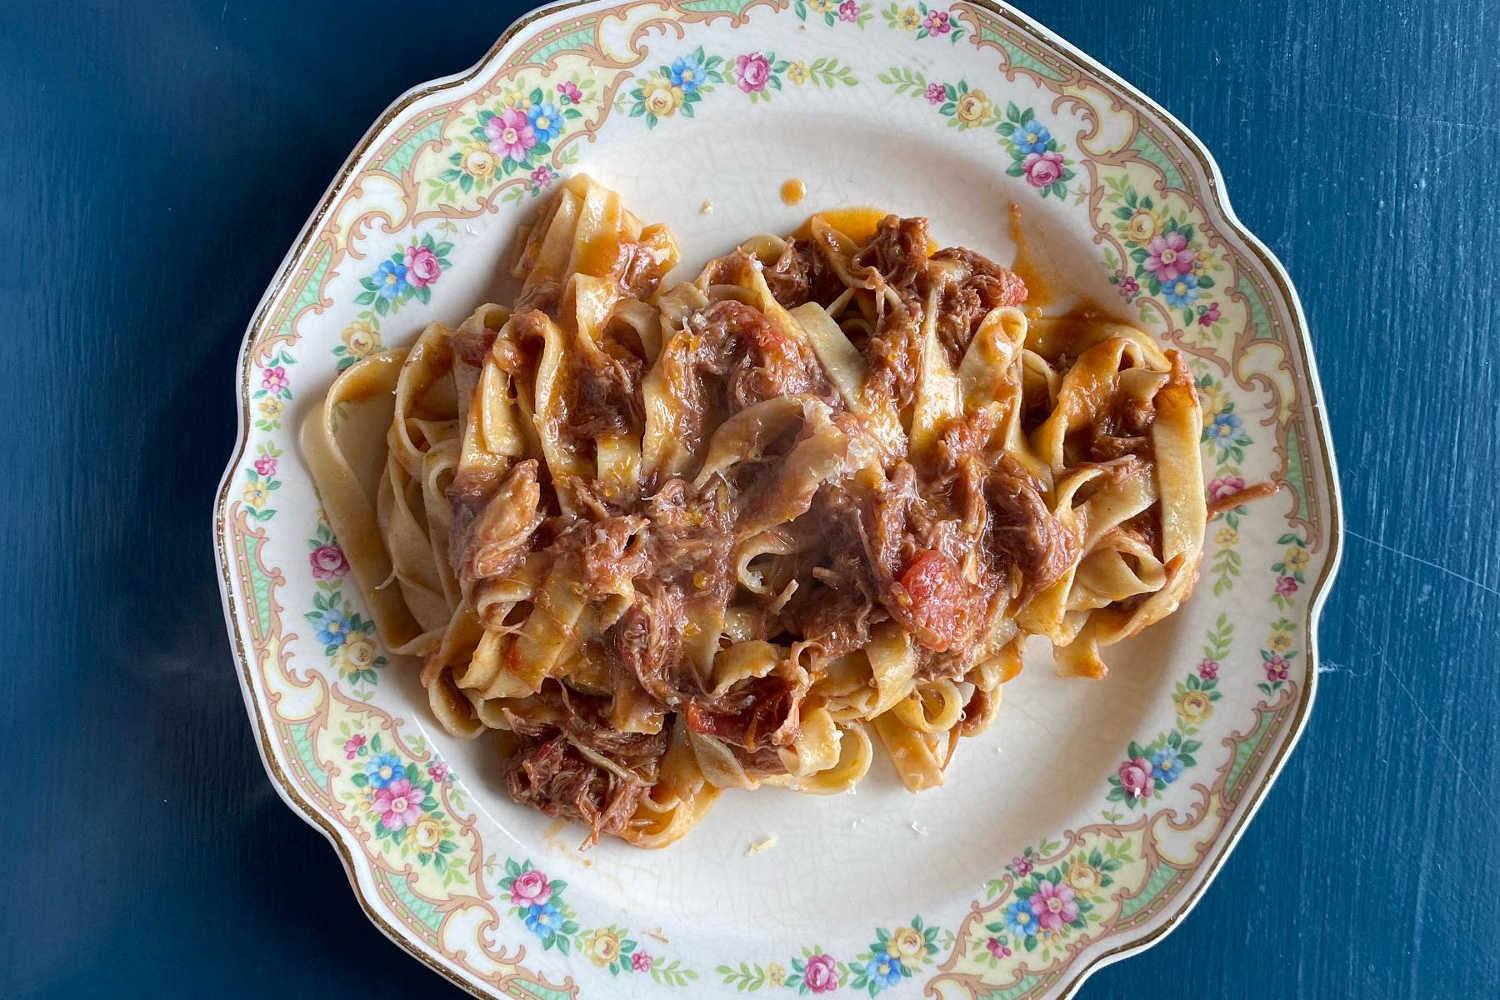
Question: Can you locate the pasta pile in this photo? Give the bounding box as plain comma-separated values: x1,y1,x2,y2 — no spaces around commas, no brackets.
305,175,1206,847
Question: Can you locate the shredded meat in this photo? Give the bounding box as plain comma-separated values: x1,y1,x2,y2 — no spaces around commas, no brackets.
567,335,646,444
513,278,563,317
610,594,802,753
618,223,677,300
498,687,667,846
985,456,1078,601
448,459,543,608
449,325,498,367
779,501,883,656
851,217,935,410
651,292,833,467
688,298,830,410
929,247,1029,366
855,215,930,299
763,237,844,309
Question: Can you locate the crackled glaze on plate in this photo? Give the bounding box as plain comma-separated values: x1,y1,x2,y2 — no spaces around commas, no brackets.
214,3,1341,998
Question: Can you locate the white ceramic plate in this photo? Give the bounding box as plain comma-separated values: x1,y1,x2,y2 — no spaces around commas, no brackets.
214,3,1341,997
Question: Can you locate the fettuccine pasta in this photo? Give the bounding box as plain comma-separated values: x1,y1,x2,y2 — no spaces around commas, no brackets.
305,175,1210,847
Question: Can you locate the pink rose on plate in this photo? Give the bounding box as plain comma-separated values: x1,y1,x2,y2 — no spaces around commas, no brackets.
1143,231,1196,282
1265,655,1291,682
343,734,366,760
427,761,450,782
925,82,946,105
1199,301,1222,326
1118,756,1153,799
510,869,553,907
531,165,553,187
1117,274,1140,298
735,52,771,93
802,953,838,993
261,365,289,393
309,544,348,579
254,454,277,477
1208,475,1245,502
1029,880,1079,932
631,952,653,972
838,0,861,22
1198,659,1220,680
556,81,582,104
923,10,951,33
1275,575,1299,596
373,778,421,831
1011,854,1033,877
986,936,1012,959
485,107,536,162
1023,150,1065,188
404,245,441,289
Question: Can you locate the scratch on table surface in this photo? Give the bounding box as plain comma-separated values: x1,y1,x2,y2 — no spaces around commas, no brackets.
1315,659,1363,677
1376,652,1500,834
1347,530,1500,600
1306,100,1500,134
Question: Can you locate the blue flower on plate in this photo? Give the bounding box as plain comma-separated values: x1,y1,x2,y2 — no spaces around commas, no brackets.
524,901,563,937
1209,411,1243,445
364,752,405,789
375,259,408,301
1004,897,1037,938
1160,273,1200,307
314,608,352,646
1015,120,1052,154
527,102,562,144
864,950,904,990
670,54,707,94
1152,746,1184,785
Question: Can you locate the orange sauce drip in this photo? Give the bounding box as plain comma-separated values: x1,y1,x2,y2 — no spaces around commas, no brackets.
793,206,887,244
1007,201,1052,309
780,178,807,205
792,207,939,254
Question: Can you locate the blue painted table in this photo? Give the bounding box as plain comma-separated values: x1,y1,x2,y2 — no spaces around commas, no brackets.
3,1,1497,996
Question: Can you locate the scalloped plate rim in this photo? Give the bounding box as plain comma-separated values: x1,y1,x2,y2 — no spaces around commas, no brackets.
211,2,1344,997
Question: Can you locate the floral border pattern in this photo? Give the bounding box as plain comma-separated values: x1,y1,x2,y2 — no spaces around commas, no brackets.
217,3,1338,999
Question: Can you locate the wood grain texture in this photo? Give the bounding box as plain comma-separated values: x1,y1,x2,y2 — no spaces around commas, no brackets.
1,0,1496,996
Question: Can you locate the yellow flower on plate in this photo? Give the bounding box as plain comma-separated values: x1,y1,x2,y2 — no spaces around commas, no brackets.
641,75,683,118
339,634,377,676
1125,208,1163,243
460,140,498,181
412,816,444,851
1285,546,1310,573
1064,860,1102,894
1215,526,1238,547
766,962,787,987
1268,631,1294,653
243,482,269,509
1198,380,1226,418
811,0,836,11
787,61,808,86
584,929,621,966
955,90,991,126
316,507,330,530
341,318,379,357
899,6,922,29
259,396,284,421
887,926,927,962
1175,689,1213,726
1193,247,1217,277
